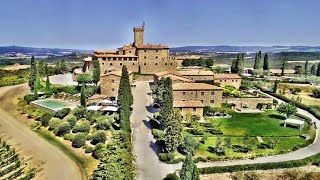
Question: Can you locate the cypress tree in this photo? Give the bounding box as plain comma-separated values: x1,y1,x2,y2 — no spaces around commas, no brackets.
164,109,182,153
60,59,67,73
316,63,320,76
281,60,285,76
36,71,41,89
28,56,37,90
45,75,51,93
159,77,173,130
80,84,86,107
257,51,262,61
38,60,45,76
304,60,309,77
45,63,49,76
179,154,199,180
234,53,241,74
231,59,237,73
310,64,316,75
118,65,133,107
253,53,260,70
34,79,38,100
92,60,101,85
263,53,269,71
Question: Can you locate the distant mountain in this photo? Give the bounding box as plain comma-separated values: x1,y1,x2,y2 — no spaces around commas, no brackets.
0,46,92,56
171,45,320,53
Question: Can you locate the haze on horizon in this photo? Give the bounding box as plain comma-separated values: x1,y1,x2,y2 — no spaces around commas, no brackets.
1,0,320,50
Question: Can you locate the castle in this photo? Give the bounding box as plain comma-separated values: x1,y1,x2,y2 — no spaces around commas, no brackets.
93,25,177,74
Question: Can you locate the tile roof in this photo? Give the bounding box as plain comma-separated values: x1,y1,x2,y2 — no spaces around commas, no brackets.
213,74,241,79
177,70,215,76
173,101,205,108
94,50,118,54
172,83,222,90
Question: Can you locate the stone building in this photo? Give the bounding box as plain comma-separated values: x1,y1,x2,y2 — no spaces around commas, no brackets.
100,70,133,98
177,70,215,81
93,25,177,74
173,101,204,118
154,71,194,84
172,83,223,107
213,74,242,89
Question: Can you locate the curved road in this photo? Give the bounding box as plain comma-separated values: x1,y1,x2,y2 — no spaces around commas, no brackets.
0,84,83,180
131,81,320,179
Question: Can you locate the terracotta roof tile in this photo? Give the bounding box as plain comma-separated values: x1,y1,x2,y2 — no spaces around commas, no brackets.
94,50,118,53
173,101,205,108
178,70,215,76
173,83,222,90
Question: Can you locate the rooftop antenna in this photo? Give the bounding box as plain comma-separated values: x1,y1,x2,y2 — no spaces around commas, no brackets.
142,21,145,27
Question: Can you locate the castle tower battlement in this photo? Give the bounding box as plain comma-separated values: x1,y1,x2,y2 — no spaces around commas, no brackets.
133,26,144,46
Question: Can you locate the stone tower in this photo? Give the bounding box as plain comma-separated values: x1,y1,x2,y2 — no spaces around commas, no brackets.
133,26,144,46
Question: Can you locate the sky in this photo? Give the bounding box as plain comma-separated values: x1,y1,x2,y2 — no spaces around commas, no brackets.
1,0,320,49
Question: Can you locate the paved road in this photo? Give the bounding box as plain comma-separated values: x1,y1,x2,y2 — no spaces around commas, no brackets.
131,81,320,177
131,81,163,180
0,84,83,180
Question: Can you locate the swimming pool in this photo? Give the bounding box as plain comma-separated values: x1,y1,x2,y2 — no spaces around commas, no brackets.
31,99,76,111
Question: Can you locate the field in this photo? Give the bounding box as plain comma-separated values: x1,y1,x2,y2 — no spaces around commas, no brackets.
0,139,35,179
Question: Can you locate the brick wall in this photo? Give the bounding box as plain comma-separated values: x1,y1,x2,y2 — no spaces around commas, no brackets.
223,97,273,108
173,90,222,107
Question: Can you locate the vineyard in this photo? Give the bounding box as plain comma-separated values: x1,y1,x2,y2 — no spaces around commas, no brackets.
0,139,36,180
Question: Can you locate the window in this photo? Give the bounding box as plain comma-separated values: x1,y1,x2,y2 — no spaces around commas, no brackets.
200,100,203,103
113,57,116,61
165,63,167,65
179,108,183,112
111,79,115,83
129,57,132,61
110,63,113,66
183,92,186,95
118,58,122,61
211,91,215,95
201,92,204,95
182,100,186,101
220,80,222,82
133,63,135,65
108,57,112,61
144,56,146,59
210,100,215,103
111,88,115,92
204,78,206,80
235,80,238,82
102,63,104,65
144,63,147,65
156,56,158,59
102,57,106,60
155,63,158,65
144,50,146,52
156,50,158,53
232,80,234,82
170,63,172,65
193,108,196,112
134,57,138,61
120,63,122,66
124,57,127,61
129,51,131,53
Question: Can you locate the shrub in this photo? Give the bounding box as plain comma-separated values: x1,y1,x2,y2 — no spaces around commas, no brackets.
66,116,77,128
191,122,205,135
72,121,91,133
55,122,71,136
54,108,70,119
48,118,62,131
152,129,165,140
73,106,86,119
163,173,179,180
85,146,94,153
72,133,87,148
179,135,200,155
23,94,35,104
63,133,75,141
159,153,175,162
312,88,320,98
41,112,52,127
96,116,113,130
91,131,107,145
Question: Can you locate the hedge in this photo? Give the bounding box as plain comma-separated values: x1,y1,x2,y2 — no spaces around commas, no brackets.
198,153,320,174
256,85,320,121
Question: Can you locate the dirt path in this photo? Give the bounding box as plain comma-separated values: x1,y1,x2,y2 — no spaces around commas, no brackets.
0,84,83,180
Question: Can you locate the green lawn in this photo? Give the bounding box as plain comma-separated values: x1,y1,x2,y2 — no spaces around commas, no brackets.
210,111,309,136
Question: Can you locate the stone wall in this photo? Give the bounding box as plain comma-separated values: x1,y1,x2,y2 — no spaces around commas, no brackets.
99,59,139,74
214,79,241,89
100,74,133,97
177,107,204,118
173,90,222,107
223,97,273,108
